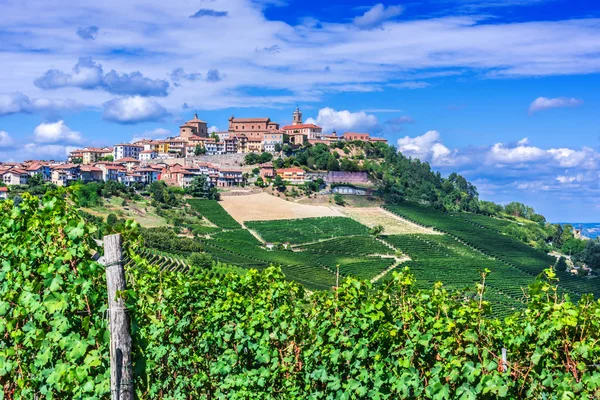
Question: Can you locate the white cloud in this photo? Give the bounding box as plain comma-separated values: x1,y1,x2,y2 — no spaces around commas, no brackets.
305,107,379,133
103,96,169,124
389,81,431,89
528,97,583,115
208,125,218,133
33,120,83,144
0,131,14,148
397,130,463,166
547,147,596,169
353,3,404,29
486,141,547,165
0,1,599,110
0,92,81,116
556,174,584,184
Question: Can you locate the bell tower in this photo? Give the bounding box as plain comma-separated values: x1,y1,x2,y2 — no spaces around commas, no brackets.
292,105,302,125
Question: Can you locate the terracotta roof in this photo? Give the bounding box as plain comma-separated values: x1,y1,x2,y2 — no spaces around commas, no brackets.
115,157,141,163
276,167,305,174
26,164,43,171
114,143,143,148
140,150,156,154
51,164,78,170
369,137,388,142
281,124,322,130
80,166,102,172
230,117,270,123
0,187,8,192
343,132,370,136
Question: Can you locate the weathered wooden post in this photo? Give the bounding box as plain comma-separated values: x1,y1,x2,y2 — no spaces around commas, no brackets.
102,234,134,400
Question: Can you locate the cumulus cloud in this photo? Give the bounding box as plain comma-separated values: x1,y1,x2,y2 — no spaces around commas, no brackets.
353,3,404,29
33,120,83,144
35,58,169,97
397,130,461,166
305,107,380,133
528,97,583,115
0,131,14,148
0,92,81,116
76,26,99,40
103,96,170,124
486,141,548,165
390,81,431,89
190,9,228,18
208,126,218,133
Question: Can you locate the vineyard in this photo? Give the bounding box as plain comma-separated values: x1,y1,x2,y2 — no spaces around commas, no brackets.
187,199,241,229
384,202,600,300
246,217,370,244
3,194,600,399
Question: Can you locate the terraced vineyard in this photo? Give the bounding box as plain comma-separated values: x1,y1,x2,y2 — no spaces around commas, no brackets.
246,217,369,244
187,199,241,229
384,202,600,301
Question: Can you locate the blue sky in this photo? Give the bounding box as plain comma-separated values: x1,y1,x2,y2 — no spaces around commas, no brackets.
0,0,599,222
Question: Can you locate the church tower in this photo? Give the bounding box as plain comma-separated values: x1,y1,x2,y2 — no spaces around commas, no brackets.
292,106,302,125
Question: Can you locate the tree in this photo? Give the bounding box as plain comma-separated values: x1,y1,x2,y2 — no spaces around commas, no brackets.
188,252,213,270
211,132,220,141
556,257,569,272
194,145,206,156
274,143,283,152
245,153,260,165
333,193,345,206
579,240,600,270
106,213,118,225
274,175,286,192
369,225,384,237
259,152,273,164
186,175,218,200
255,177,265,187
101,155,114,162
327,158,340,171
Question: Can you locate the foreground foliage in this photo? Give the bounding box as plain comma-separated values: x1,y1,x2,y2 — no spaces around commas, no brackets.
2,194,600,399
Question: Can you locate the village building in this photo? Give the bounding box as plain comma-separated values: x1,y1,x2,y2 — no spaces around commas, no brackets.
276,167,306,184
228,116,280,153
113,144,143,160
205,141,226,155
217,168,244,187
79,165,103,182
139,150,157,161
0,187,7,200
25,163,51,181
50,164,81,186
80,147,113,164
115,158,141,171
259,163,275,179
95,163,127,182
179,113,208,140
263,132,284,152
342,132,388,144
67,150,84,163
1,168,29,185
282,107,323,146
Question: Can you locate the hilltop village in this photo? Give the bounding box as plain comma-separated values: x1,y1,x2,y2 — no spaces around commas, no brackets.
0,107,386,192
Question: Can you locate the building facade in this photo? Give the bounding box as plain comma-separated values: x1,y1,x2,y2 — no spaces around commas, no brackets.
113,144,143,160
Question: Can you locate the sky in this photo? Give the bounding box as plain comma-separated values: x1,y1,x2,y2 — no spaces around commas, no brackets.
0,0,599,222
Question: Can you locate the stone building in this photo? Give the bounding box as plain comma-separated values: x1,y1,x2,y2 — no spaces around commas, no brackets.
180,113,208,139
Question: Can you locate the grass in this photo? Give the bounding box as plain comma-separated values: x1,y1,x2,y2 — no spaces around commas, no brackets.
84,196,169,228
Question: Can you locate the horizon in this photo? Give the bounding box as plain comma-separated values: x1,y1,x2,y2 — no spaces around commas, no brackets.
0,0,599,221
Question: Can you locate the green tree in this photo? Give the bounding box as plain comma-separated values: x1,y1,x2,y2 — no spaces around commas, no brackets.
245,153,260,165
273,175,286,192
327,157,340,171
194,145,206,156
333,193,345,206
255,177,265,187
106,213,118,225
555,256,569,272
188,252,213,270
368,225,384,237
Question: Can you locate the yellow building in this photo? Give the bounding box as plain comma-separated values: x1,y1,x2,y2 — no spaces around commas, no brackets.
156,140,170,154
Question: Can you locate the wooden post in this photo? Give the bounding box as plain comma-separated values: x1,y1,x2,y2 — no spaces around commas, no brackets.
103,234,134,400
501,347,508,372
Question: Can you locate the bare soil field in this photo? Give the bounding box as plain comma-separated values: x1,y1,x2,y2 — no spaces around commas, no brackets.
339,207,441,235
220,192,343,222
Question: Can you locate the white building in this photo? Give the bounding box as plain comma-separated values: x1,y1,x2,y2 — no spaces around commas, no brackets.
113,144,143,160
2,169,30,185
0,187,7,200
205,141,226,155
139,150,157,161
